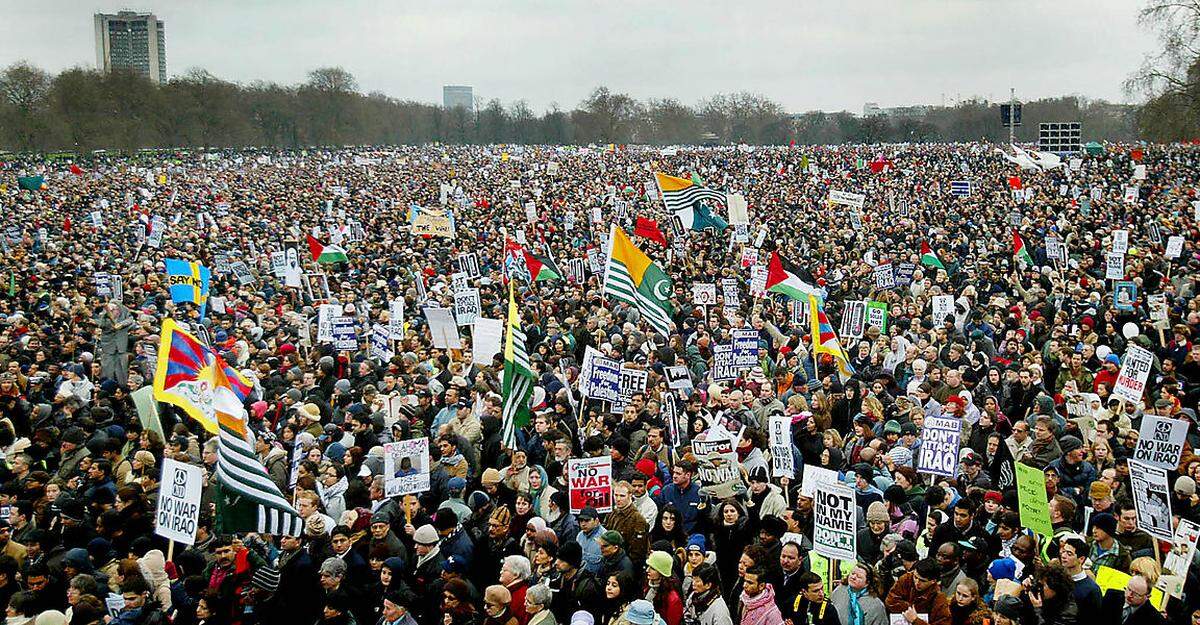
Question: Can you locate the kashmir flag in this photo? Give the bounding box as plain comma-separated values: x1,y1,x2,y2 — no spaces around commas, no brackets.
654,172,728,230
1013,230,1034,266
633,216,667,246
306,234,348,264
523,250,561,282
809,296,855,381
920,241,946,270
765,251,820,301
500,282,535,449
16,176,45,191
603,225,674,338
163,259,211,319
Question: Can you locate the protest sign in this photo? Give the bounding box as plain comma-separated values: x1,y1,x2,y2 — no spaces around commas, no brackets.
726,193,749,225
692,283,716,306
813,481,857,561
1015,462,1053,537
369,323,392,362
566,258,586,284
579,346,620,401
1129,459,1173,541
472,318,503,367
95,272,112,298
1045,235,1065,263
740,247,759,267
828,190,865,209
873,263,895,290
1148,294,1168,326
1112,229,1129,253
316,303,339,342
931,295,954,325
451,272,470,294
230,261,254,285
721,278,740,307
1114,281,1137,311
147,216,165,248
618,366,648,397
664,365,693,390
800,464,839,498
384,438,431,497
454,253,481,279
732,328,759,369
1157,518,1200,598
916,416,962,478
839,300,866,339
454,288,481,326
568,456,613,513
866,301,888,332
154,458,203,545
331,316,357,351
895,262,916,286
284,248,302,287
388,298,405,339
769,416,795,479
693,435,739,494
1105,252,1125,279
790,298,809,328
270,251,287,278
1134,415,1188,471
423,307,462,349
1113,345,1154,404
410,206,456,238
1165,235,1184,259
711,343,738,381
749,265,767,297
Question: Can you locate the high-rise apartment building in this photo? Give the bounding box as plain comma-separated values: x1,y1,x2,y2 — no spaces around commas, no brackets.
95,12,166,84
443,85,474,111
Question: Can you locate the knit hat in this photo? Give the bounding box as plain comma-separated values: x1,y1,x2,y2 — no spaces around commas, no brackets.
646,551,673,578
1090,512,1118,537
994,595,1022,620
866,501,888,523
600,530,624,547
299,403,322,422
748,466,769,483
988,558,1017,581
484,584,511,606
570,612,595,625
558,541,583,569
481,467,503,485
626,600,660,625
413,524,439,545
1176,476,1197,496
1060,435,1083,454
250,565,280,594
1089,481,1112,500
686,534,707,554
883,420,901,434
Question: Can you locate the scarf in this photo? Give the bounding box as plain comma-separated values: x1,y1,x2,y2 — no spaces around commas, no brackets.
846,587,867,625
320,477,348,506
440,453,464,467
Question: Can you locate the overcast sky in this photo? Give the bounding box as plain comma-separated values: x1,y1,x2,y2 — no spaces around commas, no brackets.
6,1,1157,114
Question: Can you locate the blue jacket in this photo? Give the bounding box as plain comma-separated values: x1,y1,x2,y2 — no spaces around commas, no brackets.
439,528,476,569
577,524,607,574
1046,457,1096,501
655,479,702,533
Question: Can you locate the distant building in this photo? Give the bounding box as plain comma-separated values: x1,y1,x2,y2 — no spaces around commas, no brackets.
95,11,167,84
863,102,932,119
443,85,474,111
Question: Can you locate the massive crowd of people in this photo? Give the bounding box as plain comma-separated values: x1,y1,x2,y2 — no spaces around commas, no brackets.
0,140,1196,625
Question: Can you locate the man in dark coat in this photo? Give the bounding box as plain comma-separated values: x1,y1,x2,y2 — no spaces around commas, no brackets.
1098,575,1166,625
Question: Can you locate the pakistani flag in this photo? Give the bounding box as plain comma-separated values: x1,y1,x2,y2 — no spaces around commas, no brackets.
603,225,674,338
765,251,820,301
920,241,945,270
306,234,349,264
1013,230,1034,266
500,282,535,449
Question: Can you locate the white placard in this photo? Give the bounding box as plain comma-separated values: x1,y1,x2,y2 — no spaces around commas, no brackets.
1165,236,1184,259
769,416,794,479
1129,459,1173,541
1113,345,1154,404
389,298,405,339
454,288,480,326
384,438,431,497
1112,230,1130,254
693,283,717,306
814,481,857,561
472,317,503,367
828,190,865,209
932,295,954,325
1105,253,1125,280
423,307,463,349
154,458,203,545
1133,415,1189,470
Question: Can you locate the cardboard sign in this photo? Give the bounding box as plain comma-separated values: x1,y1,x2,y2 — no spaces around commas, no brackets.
711,343,738,381
664,365,693,390
692,283,717,306
769,416,795,479
1129,459,1173,541
813,481,857,561
579,346,620,402
1015,462,1053,537
618,366,648,397
873,263,895,290
828,190,865,209
332,316,357,351
839,300,866,339
423,307,462,349
471,317,503,367
1133,415,1189,470
932,295,954,325
154,458,203,545
568,456,613,513
453,288,481,326
916,416,962,478
1113,345,1154,404
384,438,431,497
866,301,888,332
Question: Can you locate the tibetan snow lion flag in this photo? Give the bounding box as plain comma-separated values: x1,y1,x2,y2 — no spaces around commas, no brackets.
153,318,253,435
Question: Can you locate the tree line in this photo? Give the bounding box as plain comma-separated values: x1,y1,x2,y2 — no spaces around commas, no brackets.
0,62,1142,152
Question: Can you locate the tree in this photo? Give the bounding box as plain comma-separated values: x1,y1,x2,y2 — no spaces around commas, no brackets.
1129,0,1200,140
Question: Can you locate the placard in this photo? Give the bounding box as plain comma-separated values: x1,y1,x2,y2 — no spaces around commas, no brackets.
664,365,693,390
693,436,739,489
270,251,287,278
370,323,393,362
1133,415,1188,470
154,458,203,545
916,416,962,478
895,262,916,286
1165,236,1184,259
749,265,767,298
873,263,895,290
450,272,470,294
1157,518,1200,598
453,288,481,326
388,298,405,339
711,343,738,381
423,307,463,349
618,366,648,397
1128,459,1173,541
839,301,866,339
732,329,760,369
316,304,339,343
1148,293,1168,325
692,283,717,306
579,346,620,401
1105,252,1125,280
769,416,795,479
866,301,888,333
472,317,503,367
932,294,954,325
1113,345,1154,404
800,465,839,499
1015,462,1053,537
1112,229,1129,253
1114,281,1137,312
384,438,431,497
813,481,857,561
230,261,254,285
568,456,613,513
828,190,866,209
721,278,740,308
332,316,357,351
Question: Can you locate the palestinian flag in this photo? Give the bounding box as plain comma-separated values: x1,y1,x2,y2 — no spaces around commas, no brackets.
500,281,534,449
523,251,561,281
765,251,819,301
306,234,348,264
920,241,945,270
1013,230,1034,266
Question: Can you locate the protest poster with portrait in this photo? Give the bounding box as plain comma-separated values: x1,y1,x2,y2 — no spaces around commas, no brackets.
1129,459,1173,541
384,438,431,497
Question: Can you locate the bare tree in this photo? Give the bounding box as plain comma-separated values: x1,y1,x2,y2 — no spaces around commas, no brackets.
1127,1,1200,139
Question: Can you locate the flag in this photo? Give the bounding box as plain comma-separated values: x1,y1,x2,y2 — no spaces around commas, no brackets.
503,237,531,283
7,272,14,297
500,282,534,449
1007,176,1022,190
163,259,211,319
69,164,84,176
16,176,45,191
920,241,946,270
765,251,819,301
1013,230,1034,266
868,157,892,173
63,216,71,232
809,295,855,381
306,234,348,264
603,225,675,338
654,172,727,225
1130,149,1143,162
633,216,667,246
523,251,561,282
153,319,302,536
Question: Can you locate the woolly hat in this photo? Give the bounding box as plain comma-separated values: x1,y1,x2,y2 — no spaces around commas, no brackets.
1090,512,1117,537
994,596,1022,620
557,541,583,569
413,524,439,545
1059,435,1083,454
646,551,673,578
866,501,888,523
686,534,707,554
599,530,624,547
251,565,280,594
484,584,511,606
988,558,1017,581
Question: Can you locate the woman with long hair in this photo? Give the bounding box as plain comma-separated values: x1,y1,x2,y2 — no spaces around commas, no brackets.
597,571,639,625
1087,439,1116,473
649,504,687,553
949,579,990,625
709,499,749,597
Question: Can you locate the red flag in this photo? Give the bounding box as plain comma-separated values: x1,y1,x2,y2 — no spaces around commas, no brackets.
63,217,71,232
69,164,83,176
1130,149,1144,161
868,157,892,173
633,217,667,246
1008,176,1022,190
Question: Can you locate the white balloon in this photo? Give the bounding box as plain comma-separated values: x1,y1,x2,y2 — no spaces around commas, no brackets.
1122,322,1140,339
1096,345,1112,361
